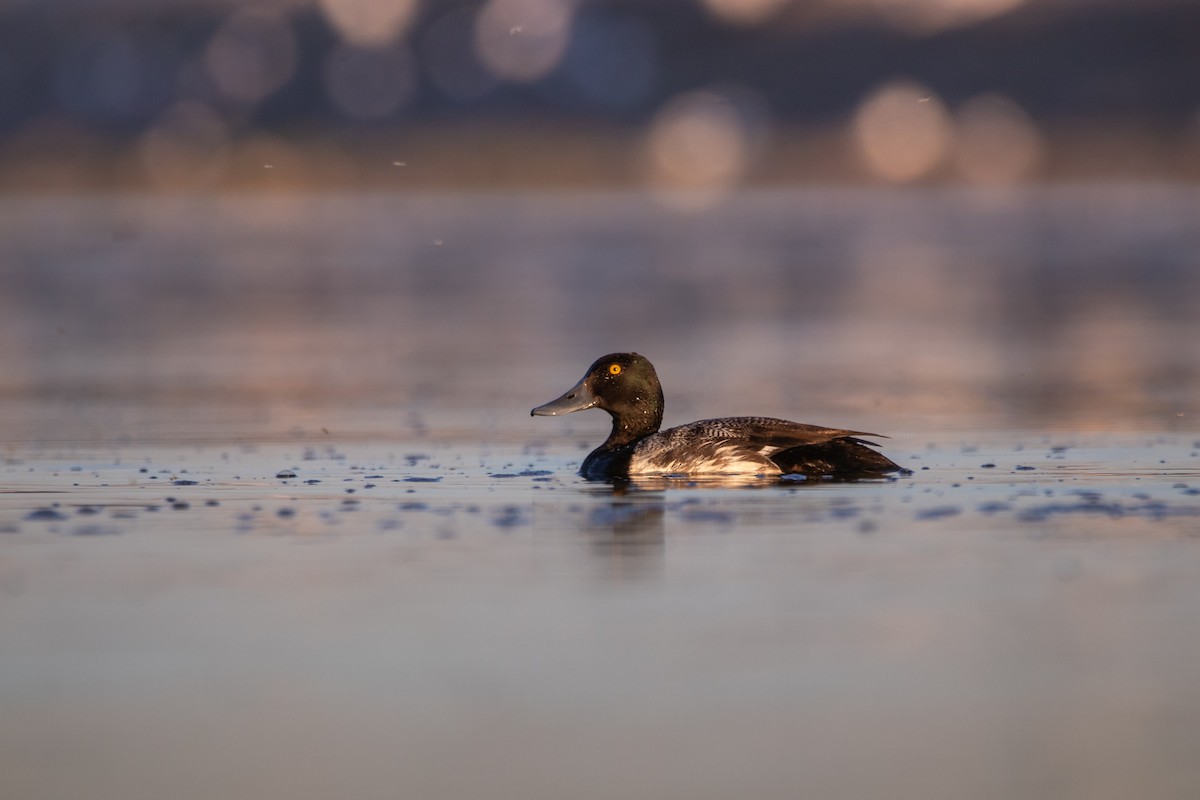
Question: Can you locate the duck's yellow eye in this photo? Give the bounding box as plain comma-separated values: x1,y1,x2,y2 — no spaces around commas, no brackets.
608,363,622,375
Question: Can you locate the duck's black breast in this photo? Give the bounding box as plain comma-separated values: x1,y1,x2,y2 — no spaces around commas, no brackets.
580,442,639,480
582,416,900,478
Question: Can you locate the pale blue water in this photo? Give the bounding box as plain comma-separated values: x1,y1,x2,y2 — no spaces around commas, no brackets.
1,188,1199,800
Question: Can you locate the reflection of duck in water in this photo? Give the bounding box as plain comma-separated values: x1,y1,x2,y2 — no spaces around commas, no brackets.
532,353,904,481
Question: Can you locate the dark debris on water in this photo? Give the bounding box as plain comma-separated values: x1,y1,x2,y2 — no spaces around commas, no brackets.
916,506,962,521
1017,499,1200,523
492,505,528,528
26,507,69,521
70,524,121,537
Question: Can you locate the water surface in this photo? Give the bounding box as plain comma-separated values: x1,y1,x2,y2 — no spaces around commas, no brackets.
1,187,1199,800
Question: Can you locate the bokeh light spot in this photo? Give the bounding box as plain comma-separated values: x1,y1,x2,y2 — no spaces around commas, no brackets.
474,0,573,83
866,0,1029,34
203,9,298,107
852,79,951,183
953,93,1044,185
701,0,791,27
645,88,764,208
319,0,419,48
323,44,417,121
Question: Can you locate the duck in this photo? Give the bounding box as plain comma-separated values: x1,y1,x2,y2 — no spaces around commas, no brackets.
531,352,903,480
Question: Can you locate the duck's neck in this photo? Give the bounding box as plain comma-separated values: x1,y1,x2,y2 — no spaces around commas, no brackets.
602,392,664,449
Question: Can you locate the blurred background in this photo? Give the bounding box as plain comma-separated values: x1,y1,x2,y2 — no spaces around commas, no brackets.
1,0,1199,443
3,0,1200,189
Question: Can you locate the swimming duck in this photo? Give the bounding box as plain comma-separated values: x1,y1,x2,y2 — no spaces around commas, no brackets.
531,353,903,480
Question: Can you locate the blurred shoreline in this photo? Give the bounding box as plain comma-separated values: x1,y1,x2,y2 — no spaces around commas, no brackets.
3,122,1200,192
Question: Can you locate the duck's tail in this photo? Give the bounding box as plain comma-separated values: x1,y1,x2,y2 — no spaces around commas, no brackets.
772,437,906,479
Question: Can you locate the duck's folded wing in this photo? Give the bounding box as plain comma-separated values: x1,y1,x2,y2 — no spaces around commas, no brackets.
643,417,898,477
717,417,899,476
679,417,885,451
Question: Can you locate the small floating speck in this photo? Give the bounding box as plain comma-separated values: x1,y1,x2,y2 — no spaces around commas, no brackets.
399,502,428,511
171,501,190,510
404,476,442,483
173,479,199,486
1014,465,1036,471
980,463,996,469
489,473,519,479
276,469,298,479
304,479,321,485
277,507,296,518
77,506,100,515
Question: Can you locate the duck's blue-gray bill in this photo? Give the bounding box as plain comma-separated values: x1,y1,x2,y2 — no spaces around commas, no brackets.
530,379,597,416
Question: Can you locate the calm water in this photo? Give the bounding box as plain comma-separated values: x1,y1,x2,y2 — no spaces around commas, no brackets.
2,187,1199,799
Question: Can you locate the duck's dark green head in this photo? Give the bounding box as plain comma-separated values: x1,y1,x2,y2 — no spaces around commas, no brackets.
531,353,664,444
